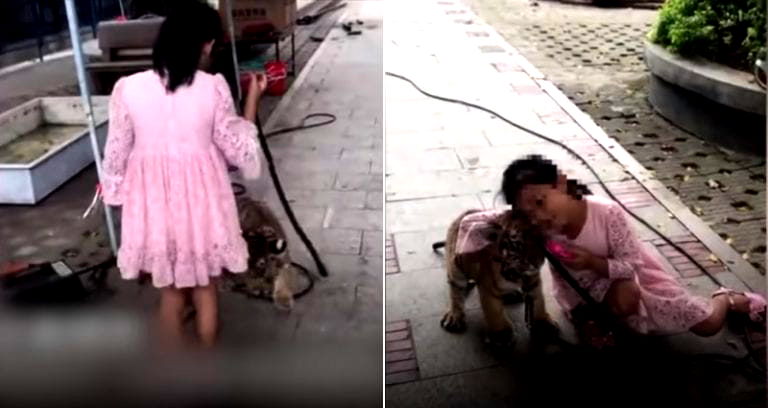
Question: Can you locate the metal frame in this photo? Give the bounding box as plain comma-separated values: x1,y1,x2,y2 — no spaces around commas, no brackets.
63,0,119,254
241,30,297,76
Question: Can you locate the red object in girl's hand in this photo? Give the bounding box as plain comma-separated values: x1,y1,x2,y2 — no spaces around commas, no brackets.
264,60,287,96
546,240,574,260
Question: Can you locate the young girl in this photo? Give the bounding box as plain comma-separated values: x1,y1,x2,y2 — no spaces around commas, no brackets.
101,2,267,348
500,155,765,338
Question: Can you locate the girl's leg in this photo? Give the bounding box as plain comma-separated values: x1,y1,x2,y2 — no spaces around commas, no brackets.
689,295,729,337
604,279,641,317
158,286,187,348
691,291,762,337
192,282,219,348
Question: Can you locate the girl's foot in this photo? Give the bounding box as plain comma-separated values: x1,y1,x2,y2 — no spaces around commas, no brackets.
712,288,767,323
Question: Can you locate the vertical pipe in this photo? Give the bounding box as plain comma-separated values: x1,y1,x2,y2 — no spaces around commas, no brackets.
34,1,45,61
223,0,241,103
63,0,119,255
275,36,280,62
89,0,98,37
291,31,295,75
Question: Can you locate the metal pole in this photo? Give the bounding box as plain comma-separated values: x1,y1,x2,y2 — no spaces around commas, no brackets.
34,1,45,62
89,0,98,37
220,0,242,103
291,32,295,75
63,0,119,255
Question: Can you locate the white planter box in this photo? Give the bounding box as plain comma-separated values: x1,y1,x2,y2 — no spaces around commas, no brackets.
0,97,109,204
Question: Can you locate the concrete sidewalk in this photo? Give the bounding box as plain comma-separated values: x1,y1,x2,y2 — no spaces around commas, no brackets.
0,1,382,406
384,1,765,406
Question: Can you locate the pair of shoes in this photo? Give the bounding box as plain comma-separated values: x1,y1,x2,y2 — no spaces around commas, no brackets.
712,287,767,323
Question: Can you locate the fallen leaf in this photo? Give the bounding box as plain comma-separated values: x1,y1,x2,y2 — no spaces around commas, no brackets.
708,254,720,264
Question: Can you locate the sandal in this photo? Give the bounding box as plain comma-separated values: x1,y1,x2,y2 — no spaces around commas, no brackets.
713,287,767,323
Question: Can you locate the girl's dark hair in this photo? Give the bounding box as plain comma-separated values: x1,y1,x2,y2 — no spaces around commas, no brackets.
501,154,592,206
152,1,223,92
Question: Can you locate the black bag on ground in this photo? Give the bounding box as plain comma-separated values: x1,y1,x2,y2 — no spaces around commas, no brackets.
0,261,103,305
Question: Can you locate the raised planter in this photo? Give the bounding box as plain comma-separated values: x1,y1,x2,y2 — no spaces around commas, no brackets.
539,0,663,8
0,97,109,204
644,41,766,155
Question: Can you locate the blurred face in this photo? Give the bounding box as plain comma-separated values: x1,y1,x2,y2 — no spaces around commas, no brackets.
515,175,573,235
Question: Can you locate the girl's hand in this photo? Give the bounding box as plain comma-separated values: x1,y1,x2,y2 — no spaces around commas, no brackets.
243,72,267,122
560,244,599,271
246,72,268,99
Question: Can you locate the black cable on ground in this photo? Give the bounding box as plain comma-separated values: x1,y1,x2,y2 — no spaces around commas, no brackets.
228,111,337,300
250,114,329,278
385,72,766,375
230,261,315,302
264,113,336,139
228,111,336,298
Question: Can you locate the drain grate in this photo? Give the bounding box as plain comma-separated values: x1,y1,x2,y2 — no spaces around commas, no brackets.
519,22,649,70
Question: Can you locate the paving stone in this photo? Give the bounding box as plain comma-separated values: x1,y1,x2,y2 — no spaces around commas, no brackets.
285,189,367,210
365,191,383,210
386,195,484,233
325,209,382,230
392,228,450,272
362,230,383,257
334,173,383,192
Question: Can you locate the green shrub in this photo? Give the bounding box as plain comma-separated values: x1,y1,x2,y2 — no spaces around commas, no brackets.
648,0,766,72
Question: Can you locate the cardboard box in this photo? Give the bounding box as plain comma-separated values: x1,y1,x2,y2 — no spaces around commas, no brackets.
220,0,296,40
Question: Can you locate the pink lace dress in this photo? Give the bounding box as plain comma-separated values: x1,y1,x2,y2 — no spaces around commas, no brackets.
548,195,712,334
101,70,261,288
455,196,714,335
